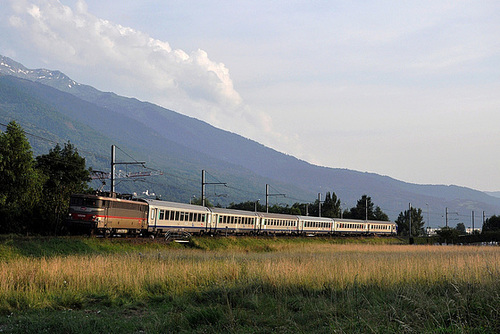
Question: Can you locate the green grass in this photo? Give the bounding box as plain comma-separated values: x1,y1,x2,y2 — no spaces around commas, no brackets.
2,282,499,333
0,236,499,333
0,234,402,259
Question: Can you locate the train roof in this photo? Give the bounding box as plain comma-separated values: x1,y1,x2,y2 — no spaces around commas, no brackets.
143,199,212,212
210,207,260,217
258,212,299,220
334,218,396,225
70,193,147,204
297,216,335,222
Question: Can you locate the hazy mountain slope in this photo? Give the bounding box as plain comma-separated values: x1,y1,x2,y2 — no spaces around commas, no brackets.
2,54,500,224
0,74,311,205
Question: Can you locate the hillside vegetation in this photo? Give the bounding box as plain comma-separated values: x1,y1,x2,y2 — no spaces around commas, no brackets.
2,54,500,221
1,236,499,333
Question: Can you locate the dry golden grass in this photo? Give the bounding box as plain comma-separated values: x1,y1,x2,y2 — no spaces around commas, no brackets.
1,244,499,310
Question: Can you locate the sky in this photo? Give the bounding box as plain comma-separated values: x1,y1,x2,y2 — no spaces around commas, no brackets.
2,0,500,191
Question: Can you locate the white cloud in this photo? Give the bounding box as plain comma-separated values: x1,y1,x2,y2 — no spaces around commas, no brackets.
4,0,288,145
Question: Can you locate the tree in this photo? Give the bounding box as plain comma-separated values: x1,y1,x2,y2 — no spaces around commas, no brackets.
322,192,341,218
373,206,389,221
343,195,388,221
35,142,91,234
436,227,460,244
482,215,500,233
191,196,213,207
455,222,466,235
228,200,259,212
395,207,425,237
0,121,43,233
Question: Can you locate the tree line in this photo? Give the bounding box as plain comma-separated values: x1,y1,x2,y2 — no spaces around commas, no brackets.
0,121,91,234
228,193,390,221
3,121,500,238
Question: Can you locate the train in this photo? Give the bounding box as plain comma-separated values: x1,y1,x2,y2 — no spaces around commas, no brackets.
66,193,397,238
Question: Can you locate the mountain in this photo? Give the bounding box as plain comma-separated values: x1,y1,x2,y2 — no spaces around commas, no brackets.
2,54,500,225
485,192,500,199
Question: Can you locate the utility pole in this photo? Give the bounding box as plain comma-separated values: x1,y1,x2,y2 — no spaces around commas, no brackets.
365,197,368,221
111,145,115,195
201,169,226,207
110,145,146,197
445,207,449,228
409,203,412,238
201,170,205,207
266,184,269,213
472,211,475,234
426,203,430,236
318,193,322,218
265,184,285,213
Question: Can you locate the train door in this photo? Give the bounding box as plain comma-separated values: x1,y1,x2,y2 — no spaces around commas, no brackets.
101,199,110,229
149,208,157,231
213,214,219,233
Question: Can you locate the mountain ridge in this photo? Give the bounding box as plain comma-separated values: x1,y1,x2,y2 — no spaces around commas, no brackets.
1,54,499,225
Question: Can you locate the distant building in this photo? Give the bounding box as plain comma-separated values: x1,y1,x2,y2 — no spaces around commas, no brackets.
466,227,482,234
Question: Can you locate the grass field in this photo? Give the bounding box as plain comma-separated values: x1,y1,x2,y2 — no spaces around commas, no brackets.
0,236,499,333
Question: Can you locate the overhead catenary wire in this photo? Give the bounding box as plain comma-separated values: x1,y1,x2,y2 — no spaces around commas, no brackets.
2,121,494,220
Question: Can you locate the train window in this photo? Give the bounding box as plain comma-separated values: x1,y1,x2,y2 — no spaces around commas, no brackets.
159,210,165,220
174,211,179,221
70,197,82,206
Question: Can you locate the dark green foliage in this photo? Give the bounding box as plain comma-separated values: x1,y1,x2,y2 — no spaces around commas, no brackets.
342,195,389,221
396,206,425,237
228,200,263,212
1,281,499,333
373,206,389,221
0,122,91,235
229,193,390,221
35,142,91,234
436,227,460,244
456,222,466,235
321,192,341,218
0,121,43,233
483,215,500,233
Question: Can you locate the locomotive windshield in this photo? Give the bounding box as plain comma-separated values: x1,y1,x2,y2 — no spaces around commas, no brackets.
70,196,103,208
